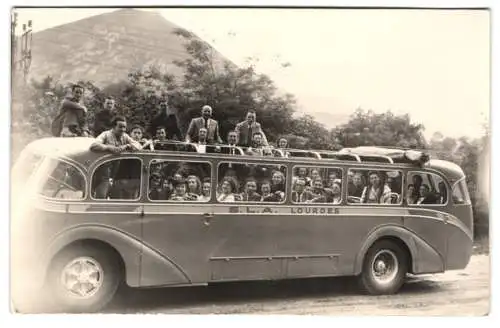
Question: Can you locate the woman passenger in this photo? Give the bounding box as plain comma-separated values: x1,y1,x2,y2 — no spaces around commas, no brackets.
199,178,211,202
361,171,392,204
217,177,236,202
348,172,364,198
169,179,189,201
271,170,286,201
277,137,290,157
406,184,417,204
186,175,202,198
310,168,321,186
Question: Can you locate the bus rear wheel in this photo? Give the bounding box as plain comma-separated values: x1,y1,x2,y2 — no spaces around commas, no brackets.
359,240,408,295
47,244,121,313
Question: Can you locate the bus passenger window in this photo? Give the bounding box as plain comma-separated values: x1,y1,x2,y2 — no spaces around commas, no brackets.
217,162,287,203
291,166,342,204
348,169,402,205
91,159,142,200
452,179,471,205
148,159,211,202
407,171,447,206
40,160,85,200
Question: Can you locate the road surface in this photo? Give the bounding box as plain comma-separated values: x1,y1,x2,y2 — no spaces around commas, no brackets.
104,254,490,316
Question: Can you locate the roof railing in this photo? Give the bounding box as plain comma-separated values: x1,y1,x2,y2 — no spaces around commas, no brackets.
139,140,428,165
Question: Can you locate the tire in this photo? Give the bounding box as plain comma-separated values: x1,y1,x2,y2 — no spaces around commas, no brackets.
358,240,408,295
47,244,122,313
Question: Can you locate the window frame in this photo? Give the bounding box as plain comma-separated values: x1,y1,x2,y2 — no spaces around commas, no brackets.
147,158,213,203
38,157,88,201
452,177,471,205
346,167,404,206
290,164,344,205
90,156,144,202
407,170,449,207
216,161,288,204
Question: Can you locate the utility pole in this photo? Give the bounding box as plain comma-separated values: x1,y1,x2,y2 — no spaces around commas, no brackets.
20,19,33,83
11,11,18,84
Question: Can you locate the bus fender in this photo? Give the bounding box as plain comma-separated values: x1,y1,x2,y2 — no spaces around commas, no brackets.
39,224,190,288
353,225,444,275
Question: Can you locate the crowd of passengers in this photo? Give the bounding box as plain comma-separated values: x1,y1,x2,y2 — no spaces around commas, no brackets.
144,164,445,205
53,84,448,206
51,84,290,156
147,161,288,202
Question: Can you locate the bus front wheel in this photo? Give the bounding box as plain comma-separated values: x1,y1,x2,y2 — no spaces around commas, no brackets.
47,244,121,313
359,240,408,295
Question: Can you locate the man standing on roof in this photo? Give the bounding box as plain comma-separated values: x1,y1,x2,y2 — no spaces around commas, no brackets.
185,105,223,144
93,96,116,137
51,84,90,137
150,96,183,141
235,110,268,147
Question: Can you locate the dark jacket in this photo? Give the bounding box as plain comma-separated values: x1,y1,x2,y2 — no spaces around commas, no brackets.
150,112,183,141
93,109,113,137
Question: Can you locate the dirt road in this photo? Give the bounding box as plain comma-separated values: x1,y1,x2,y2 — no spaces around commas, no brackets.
105,254,490,316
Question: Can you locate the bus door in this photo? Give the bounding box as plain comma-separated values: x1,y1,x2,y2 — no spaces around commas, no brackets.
205,162,292,282
140,158,218,286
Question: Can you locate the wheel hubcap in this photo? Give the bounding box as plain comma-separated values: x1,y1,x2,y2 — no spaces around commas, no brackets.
60,257,103,299
371,249,399,284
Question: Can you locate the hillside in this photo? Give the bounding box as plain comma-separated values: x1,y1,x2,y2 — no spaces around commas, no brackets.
27,9,231,87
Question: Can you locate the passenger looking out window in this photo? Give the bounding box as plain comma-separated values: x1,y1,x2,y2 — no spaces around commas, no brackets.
416,184,440,205
217,177,236,202
199,178,211,202
239,178,261,201
361,171,392,204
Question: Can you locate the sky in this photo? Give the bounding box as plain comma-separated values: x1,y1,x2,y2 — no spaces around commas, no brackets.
13,7,490,140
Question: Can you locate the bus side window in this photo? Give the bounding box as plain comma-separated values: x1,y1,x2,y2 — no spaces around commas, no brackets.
407,171,447,206
148,159,212,202
347,169,402,205
452,179,471,205
40,160,85,200
91,158,142,200
217,162,287,203
291,166,342,204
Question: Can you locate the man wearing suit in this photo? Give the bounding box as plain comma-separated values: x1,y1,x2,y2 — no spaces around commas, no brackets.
235,110,268,147
186,105,223,144
150,98,183,141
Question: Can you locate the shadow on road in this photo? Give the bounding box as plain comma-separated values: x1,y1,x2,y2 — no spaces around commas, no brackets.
104,275,443,313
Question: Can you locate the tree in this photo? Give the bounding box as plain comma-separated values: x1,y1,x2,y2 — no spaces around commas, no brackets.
171,28,297,143
335,108,427,148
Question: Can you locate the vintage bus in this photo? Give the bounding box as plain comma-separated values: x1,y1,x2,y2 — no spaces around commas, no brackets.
10,137,473,313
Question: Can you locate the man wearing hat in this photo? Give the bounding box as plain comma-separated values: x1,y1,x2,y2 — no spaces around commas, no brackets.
185,105,223,144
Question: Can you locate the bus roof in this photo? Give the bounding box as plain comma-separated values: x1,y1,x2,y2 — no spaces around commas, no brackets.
22,137,465,181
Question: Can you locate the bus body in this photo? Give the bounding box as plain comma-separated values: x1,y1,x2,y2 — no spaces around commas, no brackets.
10,137,473,312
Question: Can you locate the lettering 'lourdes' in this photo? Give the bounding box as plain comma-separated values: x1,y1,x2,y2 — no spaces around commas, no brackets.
11,7,487,316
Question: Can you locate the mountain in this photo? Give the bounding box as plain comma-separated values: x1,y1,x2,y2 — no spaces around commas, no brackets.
26,9,231,87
